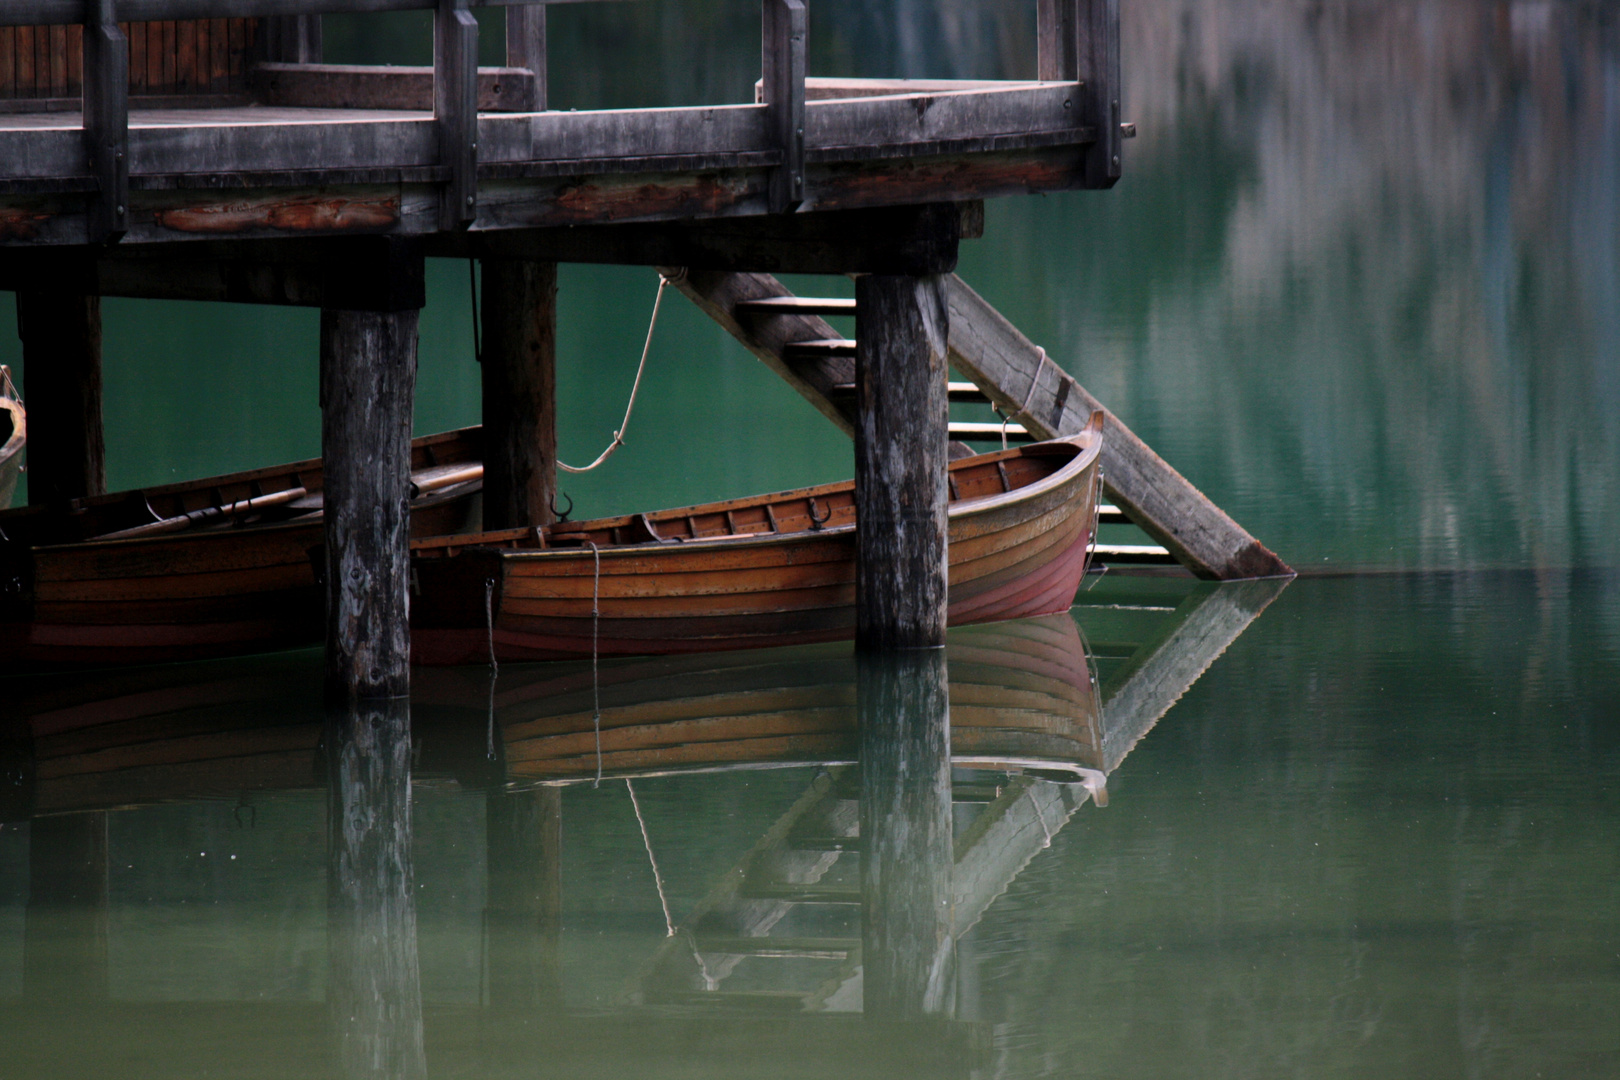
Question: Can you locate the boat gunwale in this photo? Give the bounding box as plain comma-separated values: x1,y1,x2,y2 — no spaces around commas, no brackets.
417,417,1103,564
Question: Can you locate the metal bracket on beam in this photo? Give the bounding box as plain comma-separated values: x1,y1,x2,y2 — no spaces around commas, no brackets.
82,0,128,244
762,0,807,214
436,0,480,230
1038,0,1120,189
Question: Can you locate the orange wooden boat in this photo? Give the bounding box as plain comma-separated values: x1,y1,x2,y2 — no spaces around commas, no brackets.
411,415,1103,664
0,367,23,511
0,427,483,668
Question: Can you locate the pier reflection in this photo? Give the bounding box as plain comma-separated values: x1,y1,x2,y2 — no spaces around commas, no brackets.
0,581,1285,1076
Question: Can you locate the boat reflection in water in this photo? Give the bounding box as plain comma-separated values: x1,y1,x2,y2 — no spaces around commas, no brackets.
0,582,1285,1077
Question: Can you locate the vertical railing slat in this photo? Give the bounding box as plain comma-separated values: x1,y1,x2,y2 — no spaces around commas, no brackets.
506,2,545,111
435,0,479,230
762,0,806,214
1037,0,1119,189
83,0,128,243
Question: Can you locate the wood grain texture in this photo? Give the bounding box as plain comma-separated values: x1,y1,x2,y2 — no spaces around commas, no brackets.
854,274,950,651
480,258,556,530
944,275,1292,580
16,290,104,504
320,304,418,701
503,3,544,110
858,648,954,1019
251,63,537,112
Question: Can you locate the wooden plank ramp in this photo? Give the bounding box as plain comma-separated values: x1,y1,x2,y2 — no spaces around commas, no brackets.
668,270,1293,581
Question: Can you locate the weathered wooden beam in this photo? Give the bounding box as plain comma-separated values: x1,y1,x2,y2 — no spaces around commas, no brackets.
319,237,423,703
854,274,950,652
944,276,1290,579
1098,579,1288,770
859,649,954,1019
1,0,629,28
1040,0,1120,188
435,0,478,230
81,0,127,242
761,0,806,213
504,1,545,111
15,289,105,503
251,62,537,112
23,812,109,1002
324,696,425,1078
479,257,556,530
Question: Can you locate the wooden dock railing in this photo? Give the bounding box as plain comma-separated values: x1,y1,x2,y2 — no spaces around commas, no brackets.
0,0,1120,246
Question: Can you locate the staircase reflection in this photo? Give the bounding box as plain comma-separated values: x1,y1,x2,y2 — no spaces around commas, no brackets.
0,580,1286,1077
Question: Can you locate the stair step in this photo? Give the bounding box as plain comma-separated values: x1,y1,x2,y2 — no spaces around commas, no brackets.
783,338,856,361
1092,543,1177,565
1097,504,1130,525
643,989,810,1011
829,381,990,403
734,296,857,317
788,834,861,852
948,421,1035,443
952,781,1006,803
694,935,858,959
739,883,862,904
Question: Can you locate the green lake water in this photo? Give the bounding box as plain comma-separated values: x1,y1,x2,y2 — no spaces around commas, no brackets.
1,2,1617,1076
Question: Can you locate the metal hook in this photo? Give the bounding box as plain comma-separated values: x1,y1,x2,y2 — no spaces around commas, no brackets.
807,497,832,531
549,491,574,523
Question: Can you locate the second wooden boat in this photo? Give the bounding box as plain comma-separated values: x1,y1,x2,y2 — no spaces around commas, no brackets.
411,414,1103,664
0,367,24,511
0,427,483,668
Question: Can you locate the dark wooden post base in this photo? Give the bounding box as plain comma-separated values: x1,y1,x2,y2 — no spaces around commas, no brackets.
319,305,420,703
325,697,425,1080
484,787,563,1008
15,291,106,504
854,274,950,651
859,649,954,1019
479,259,558,531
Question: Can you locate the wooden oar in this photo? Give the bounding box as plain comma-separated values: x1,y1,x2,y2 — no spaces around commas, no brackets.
99,463,484,541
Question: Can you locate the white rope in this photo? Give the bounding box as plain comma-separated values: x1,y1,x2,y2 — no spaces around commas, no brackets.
999,347,1051,452
587,541,603,787
484,577,499,761
0,365,19,406
626,779,677,937
558,271,676,474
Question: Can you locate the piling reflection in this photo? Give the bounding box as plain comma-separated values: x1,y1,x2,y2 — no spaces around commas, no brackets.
857,649,953,1020
324,698,425,1080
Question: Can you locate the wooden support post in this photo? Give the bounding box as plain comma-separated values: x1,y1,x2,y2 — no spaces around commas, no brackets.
15,291,105,504
762,0,806,213
261,15,323,64
854,274,950,652
82,0,128,244
484,787,562,1008
505,2,546,111
1037,0,1120,189
479,259,557,530
436,0,479,230
325,697,426,1080
24,812,109,1002
859,649,954,1019
319,238,424,704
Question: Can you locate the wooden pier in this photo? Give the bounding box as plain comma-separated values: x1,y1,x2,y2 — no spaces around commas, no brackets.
0,0,1287,696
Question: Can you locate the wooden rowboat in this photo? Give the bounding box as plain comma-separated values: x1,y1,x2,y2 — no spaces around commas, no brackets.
411,414,1104,664
0,427,483,668
0,366,24,511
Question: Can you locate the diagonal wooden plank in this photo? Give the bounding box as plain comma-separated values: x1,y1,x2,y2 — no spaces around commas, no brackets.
944,275,1292,580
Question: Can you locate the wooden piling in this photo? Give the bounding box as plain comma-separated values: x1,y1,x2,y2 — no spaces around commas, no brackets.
858,649,954,1019
15,291,105,504
853,274,950,651
479,259,558,531
319,241,423,702
484,787,563,1008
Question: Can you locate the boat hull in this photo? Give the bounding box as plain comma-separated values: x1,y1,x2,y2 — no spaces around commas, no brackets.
413,427,1102,665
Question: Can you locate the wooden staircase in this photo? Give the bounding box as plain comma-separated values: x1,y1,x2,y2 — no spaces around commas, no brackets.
668,269,1293,580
